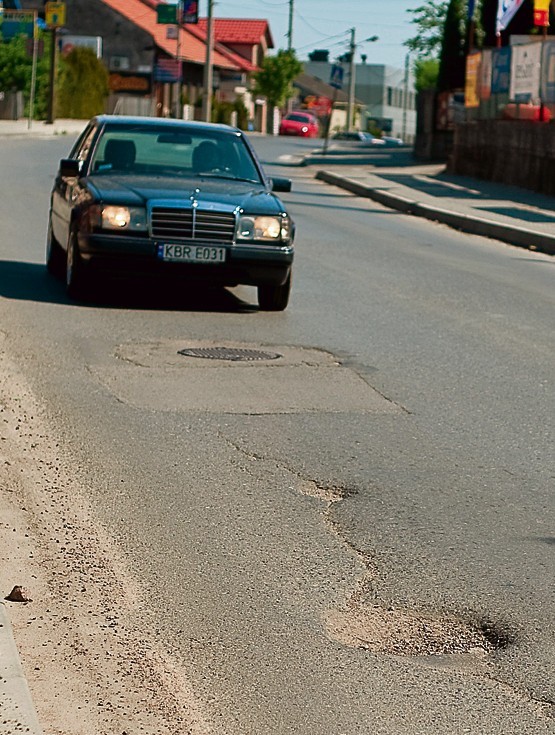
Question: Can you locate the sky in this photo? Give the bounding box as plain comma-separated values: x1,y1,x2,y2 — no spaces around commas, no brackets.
215,0,416,70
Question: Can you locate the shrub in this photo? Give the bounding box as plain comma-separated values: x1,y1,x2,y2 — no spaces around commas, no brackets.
56,47,109,118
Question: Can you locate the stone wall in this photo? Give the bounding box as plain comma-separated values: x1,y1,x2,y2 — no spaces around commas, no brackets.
448,120,555,196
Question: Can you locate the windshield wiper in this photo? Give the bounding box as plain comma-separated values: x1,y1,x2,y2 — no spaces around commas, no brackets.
196,172,260,184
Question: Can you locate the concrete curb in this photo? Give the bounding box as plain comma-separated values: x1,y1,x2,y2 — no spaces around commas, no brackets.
315,170,555,256
0,602,43,735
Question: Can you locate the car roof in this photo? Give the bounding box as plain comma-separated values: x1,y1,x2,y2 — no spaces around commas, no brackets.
91,115,242,135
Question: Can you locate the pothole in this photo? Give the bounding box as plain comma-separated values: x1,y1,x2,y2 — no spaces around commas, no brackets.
326,604,513,656
177,346,282,362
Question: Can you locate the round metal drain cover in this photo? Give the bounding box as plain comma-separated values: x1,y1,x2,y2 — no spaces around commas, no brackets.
178,346,282,362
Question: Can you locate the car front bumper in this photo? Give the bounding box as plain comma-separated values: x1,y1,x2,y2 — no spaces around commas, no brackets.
78,232,294,287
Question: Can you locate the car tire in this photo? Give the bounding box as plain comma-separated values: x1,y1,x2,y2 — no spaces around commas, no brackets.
257,272,291,311
66,232,88,299
46,221,65,277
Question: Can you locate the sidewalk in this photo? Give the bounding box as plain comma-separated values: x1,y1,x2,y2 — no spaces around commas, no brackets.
0,118,87,137
306,146,555,256
0,602,43,735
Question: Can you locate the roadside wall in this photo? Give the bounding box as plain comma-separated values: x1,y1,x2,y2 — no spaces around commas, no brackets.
414,90,454,161
448,120,555,196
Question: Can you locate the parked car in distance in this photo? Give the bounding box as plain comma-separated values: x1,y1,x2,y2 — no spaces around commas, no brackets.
332,131,385,145
46,115,295,311
279,112,319,138
381,136,405,146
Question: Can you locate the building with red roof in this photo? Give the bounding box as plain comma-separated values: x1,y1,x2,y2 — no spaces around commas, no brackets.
196,19,273,68
35,0,274,122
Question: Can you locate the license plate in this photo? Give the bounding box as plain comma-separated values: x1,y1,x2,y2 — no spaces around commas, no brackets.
158,243,226,263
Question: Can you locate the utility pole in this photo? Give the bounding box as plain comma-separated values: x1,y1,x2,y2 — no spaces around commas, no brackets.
287,0,294,51
402,52,409,141
45,27,57,124
346,27,356,131
201,0,214,122
175,0,183,118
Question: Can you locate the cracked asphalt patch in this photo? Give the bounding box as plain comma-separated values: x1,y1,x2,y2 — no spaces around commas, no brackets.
325,601,510,657
90,340,402,415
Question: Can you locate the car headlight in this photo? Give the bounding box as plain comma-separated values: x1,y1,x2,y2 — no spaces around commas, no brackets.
89,205,147,231
237,215,288,242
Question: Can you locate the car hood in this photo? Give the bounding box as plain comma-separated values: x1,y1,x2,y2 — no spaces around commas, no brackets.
87,175,286,214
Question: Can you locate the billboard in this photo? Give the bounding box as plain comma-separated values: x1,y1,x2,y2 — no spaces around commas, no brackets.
509,42,541,102
465,53,481,108
60,35,102,58
541,41,555,103
491,47,511,94
479,49,493,100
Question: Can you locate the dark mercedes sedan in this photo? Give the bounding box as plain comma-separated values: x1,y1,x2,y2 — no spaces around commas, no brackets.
47,115,295,310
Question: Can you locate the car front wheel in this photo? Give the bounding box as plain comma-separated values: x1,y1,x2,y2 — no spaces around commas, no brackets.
257,272,291,311
46,221,65,277
66,232,88,299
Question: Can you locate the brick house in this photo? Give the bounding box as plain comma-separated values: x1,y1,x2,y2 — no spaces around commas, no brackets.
25,0,272,123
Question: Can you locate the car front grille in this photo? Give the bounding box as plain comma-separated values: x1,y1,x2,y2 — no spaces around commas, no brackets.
151,206,236,242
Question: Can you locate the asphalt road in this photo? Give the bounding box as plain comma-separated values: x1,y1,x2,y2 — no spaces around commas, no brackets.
1,132,554,734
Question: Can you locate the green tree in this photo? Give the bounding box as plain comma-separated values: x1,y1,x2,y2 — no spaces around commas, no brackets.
405,0,448,58
0,35,32,92
252,49,303,109
56,46,109,118
414,57,440,91
0,33,54,118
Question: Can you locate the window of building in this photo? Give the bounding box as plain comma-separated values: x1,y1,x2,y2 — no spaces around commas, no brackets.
111,56,130,71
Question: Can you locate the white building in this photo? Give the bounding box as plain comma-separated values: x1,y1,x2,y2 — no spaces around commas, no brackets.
302,59,416,142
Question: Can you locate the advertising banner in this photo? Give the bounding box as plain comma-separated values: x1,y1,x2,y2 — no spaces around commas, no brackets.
465,53,481,107
61,35,102,58
154,58,181,83
497,0,527,33
491,47,511,93
479,49,493,100
541,41,555,102
509,42,541,102
109,72,152,95
534,0,550,25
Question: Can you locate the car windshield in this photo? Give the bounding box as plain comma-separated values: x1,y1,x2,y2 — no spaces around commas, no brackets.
286,114,311,123
89,125,263,183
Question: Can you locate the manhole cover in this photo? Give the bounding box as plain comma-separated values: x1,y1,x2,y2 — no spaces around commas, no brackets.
177,347,282,362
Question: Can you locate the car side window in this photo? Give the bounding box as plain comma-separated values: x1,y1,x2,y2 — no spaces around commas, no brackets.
76,127,97,165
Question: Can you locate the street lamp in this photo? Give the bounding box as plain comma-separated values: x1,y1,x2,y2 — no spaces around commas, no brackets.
346,31,378,131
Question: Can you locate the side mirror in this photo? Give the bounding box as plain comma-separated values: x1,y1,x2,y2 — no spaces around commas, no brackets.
59,158,80,177
271,177,292,193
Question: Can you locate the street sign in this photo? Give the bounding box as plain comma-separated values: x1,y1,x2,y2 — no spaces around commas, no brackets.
0,10,35,40
157,5,177,24
329,64,344,90
45,1,66,28
157,1,198,25
182,0,198,24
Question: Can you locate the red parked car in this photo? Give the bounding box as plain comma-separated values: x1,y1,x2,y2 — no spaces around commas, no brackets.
279,112,319,138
